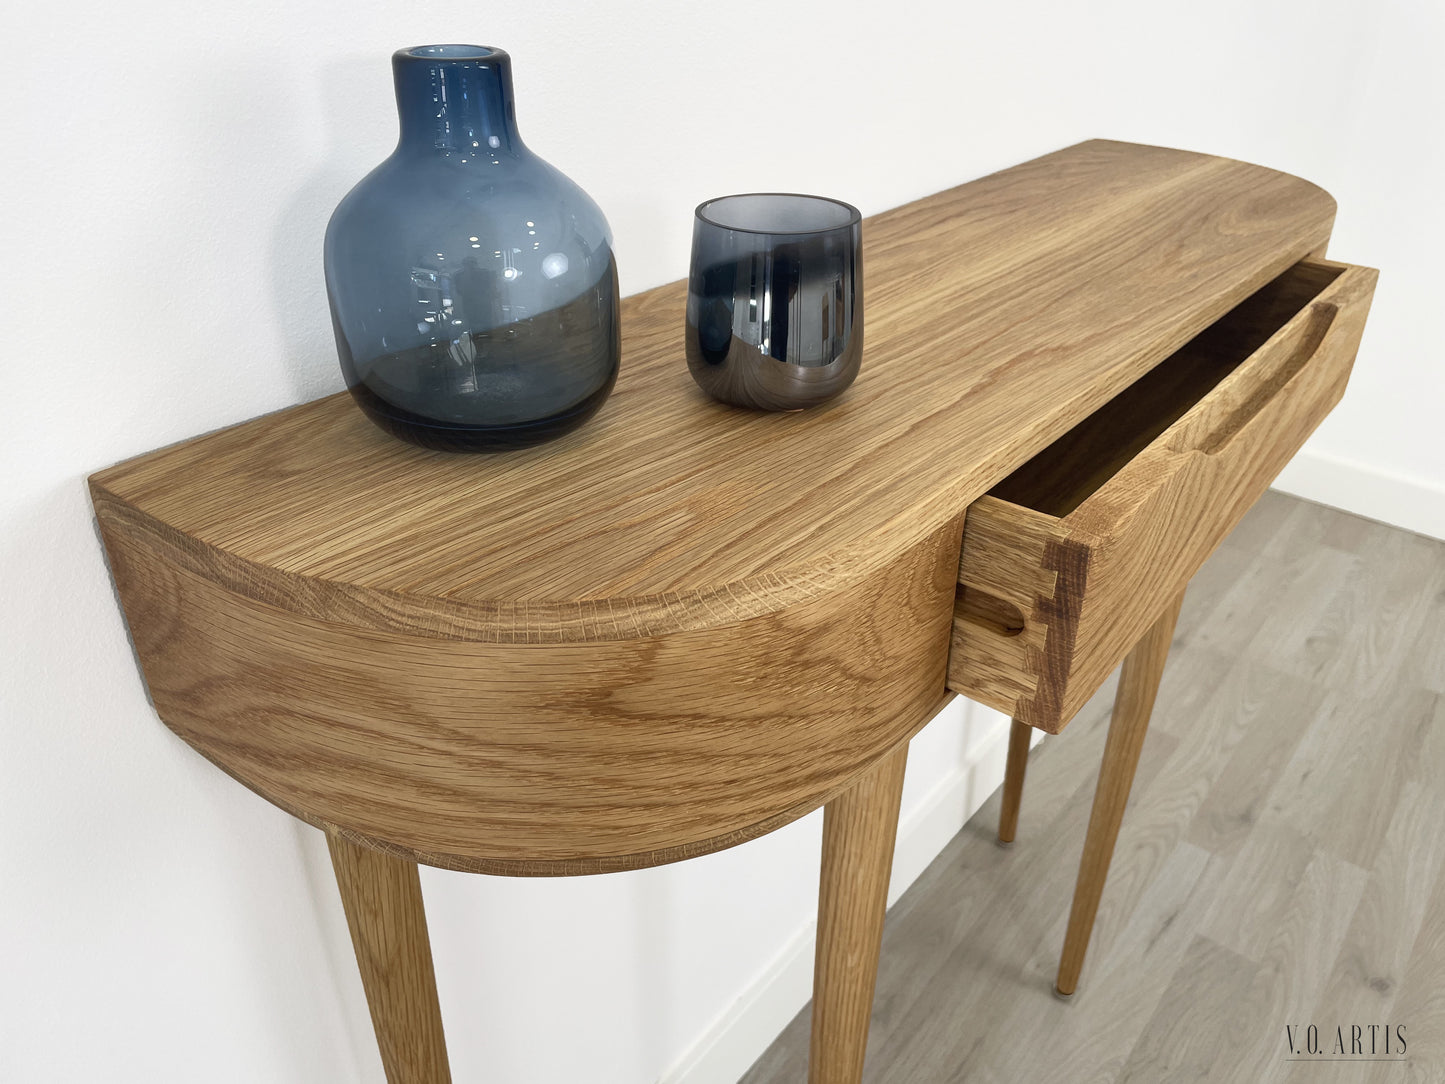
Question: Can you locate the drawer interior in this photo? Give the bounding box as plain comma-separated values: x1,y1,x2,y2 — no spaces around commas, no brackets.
989,260,1343,519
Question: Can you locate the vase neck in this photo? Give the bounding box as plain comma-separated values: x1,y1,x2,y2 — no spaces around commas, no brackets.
392,46,523,156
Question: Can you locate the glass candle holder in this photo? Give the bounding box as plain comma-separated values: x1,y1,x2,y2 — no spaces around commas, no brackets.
685,193,863,410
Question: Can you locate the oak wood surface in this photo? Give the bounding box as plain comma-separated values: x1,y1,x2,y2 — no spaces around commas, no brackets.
989,260,1345,519
809,744,909,1084
997,717,1032,845
327,833,451,1084
89,140,1340,869
1056,591,1185,996
948,258,1377,732
99,508,961,872
92,140,1334,645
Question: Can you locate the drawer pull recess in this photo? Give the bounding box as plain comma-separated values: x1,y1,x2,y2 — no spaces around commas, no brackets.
1190,301,1339,456
948,259,1378,732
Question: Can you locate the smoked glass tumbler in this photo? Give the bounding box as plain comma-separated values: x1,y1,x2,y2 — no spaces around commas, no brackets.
685,194,863,410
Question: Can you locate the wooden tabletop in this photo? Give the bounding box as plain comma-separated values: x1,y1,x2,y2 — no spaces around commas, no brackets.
91,140,1335,646
86,139,1351,1084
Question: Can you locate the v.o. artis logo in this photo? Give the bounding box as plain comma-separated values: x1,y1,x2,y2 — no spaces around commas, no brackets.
1285,1023,1406,1063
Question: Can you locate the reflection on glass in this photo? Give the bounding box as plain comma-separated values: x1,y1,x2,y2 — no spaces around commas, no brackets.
686,193,863,410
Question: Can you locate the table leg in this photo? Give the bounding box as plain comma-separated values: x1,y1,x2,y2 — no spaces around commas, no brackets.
1055,591,1184,997
327,831,452,1084
808,743,909,1084
997,718,1033,845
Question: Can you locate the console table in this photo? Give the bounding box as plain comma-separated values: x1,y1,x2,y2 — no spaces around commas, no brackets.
89,140,1375,1083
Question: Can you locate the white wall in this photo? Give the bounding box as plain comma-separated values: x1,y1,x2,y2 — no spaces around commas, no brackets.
3,2,1440,1082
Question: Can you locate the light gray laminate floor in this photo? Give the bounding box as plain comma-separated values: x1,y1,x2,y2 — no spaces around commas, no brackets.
738,491,1445,1083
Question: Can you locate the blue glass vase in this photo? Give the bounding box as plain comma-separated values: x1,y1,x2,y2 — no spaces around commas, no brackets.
325,46,620,452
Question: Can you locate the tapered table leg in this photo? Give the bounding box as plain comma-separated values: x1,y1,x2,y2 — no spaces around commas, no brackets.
328,832,452,1084
808,743,910,1084
997,718,1033,845
1055,591,1184,997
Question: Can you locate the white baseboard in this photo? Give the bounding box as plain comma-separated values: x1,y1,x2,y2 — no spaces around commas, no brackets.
1272,447,1445,541
658,710,1019,1084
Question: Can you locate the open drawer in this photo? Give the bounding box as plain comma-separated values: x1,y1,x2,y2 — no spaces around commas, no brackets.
947,258,1377,733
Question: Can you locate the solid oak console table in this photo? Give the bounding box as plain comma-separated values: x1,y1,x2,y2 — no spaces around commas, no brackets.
89,141,1375,1083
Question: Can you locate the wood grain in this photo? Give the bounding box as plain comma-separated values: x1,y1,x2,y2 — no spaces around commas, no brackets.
1056,591,1184,996
949,258,1377,732
809,743,909,1084
92,141,1335,647
87,140,1343,869
997,718,1032,844
95,504,962,872
990,260,1344,518
327,833,451,1084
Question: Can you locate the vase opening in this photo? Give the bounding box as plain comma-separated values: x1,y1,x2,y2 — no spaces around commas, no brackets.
392,45,520,155
402,45,495,60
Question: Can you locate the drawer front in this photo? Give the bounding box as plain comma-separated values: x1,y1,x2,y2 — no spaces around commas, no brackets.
948,259,1378,732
